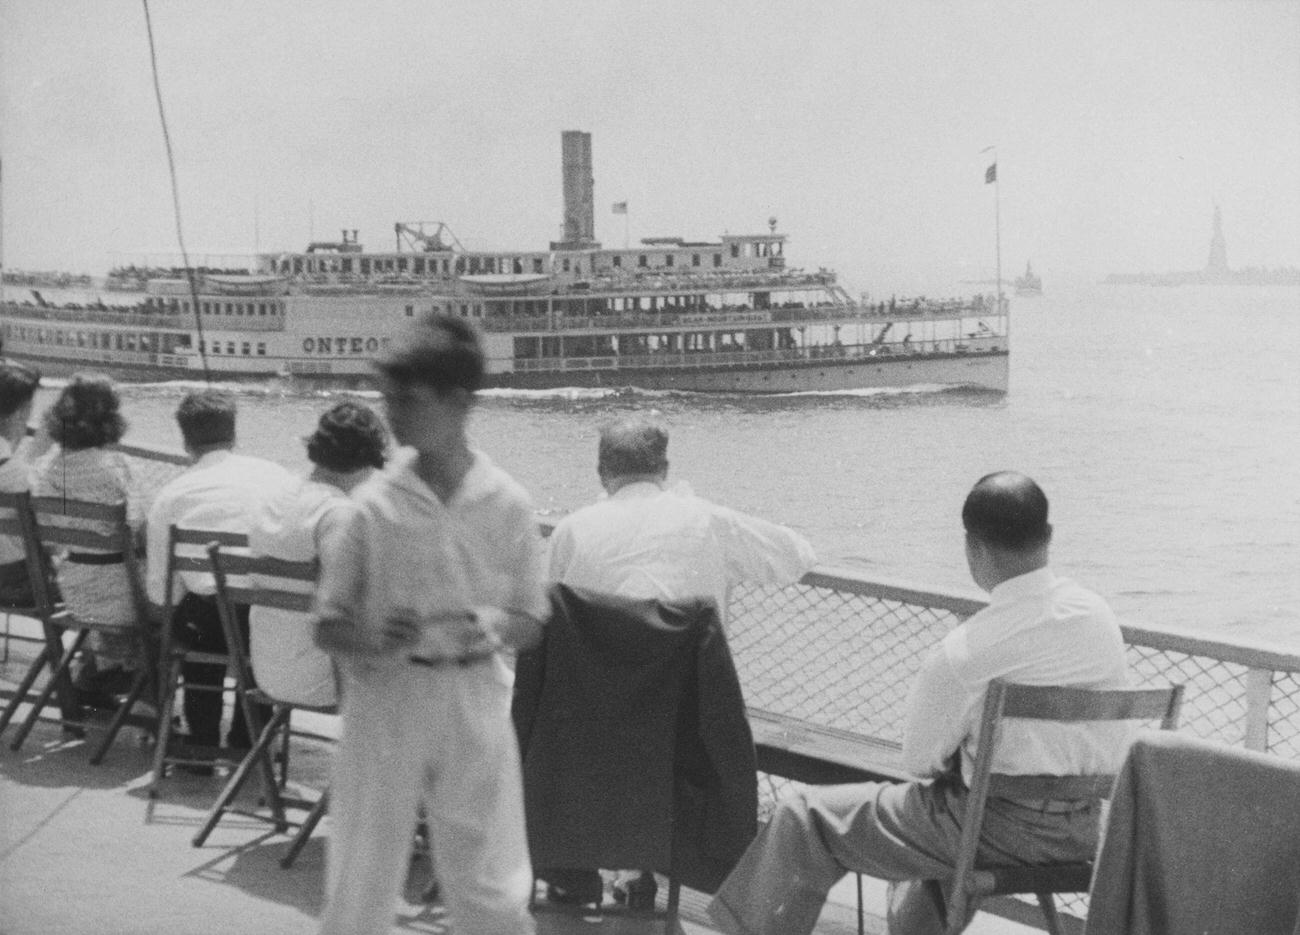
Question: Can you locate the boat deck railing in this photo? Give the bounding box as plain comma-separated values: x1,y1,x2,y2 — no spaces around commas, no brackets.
98,441,1300,928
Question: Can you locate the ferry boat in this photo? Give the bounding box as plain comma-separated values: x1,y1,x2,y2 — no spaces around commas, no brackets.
0,132,1009,393
1014,260,1042,297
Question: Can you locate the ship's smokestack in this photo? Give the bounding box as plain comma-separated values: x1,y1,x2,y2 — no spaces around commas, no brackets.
551,130,600,250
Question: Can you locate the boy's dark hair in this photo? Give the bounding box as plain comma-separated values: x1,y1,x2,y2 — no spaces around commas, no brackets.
44,373,127,450
962,471,1051,550
374,314,484,394
0,361,41,419
598,417,669,478
306,401,387,472
176,390,237,449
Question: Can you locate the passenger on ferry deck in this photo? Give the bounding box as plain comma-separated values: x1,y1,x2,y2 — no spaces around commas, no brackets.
145,390,295,754
708,471,1131,935
0,360,42,606
542,415,816,907
312,314,548,935
548,416,816,631
247,401,386,708
31,374,147,695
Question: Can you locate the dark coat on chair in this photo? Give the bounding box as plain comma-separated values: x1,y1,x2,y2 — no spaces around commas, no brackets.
511,583,758,894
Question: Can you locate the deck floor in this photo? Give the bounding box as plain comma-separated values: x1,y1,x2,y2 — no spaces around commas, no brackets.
0,617,1030,935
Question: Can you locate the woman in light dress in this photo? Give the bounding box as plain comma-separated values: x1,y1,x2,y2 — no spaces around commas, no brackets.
31,373,147,695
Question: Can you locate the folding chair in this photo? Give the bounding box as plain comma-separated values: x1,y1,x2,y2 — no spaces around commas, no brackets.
147,525,266,798
191,542,333,868
0,492,152,756
0,490,79,741
941,678,1184,935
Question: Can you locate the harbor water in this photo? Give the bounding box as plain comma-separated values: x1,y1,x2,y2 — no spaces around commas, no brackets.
25,281,1300,647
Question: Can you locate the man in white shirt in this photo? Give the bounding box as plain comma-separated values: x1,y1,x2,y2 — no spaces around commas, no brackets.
313,315,549,935
545,416,816,907
708,471,1129,935
146,390,294,754
548,416,816,627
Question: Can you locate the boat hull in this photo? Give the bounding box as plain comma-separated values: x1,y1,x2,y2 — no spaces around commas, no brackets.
3,344,1007,393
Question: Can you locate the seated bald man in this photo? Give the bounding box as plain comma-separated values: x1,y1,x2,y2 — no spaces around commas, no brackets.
708,471,1131,935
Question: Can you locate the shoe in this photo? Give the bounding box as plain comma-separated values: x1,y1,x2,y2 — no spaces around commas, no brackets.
542,868,604,908
613,871,657,910
72,687,119,712
177,762,215,777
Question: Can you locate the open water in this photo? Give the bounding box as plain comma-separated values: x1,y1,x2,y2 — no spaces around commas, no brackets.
26,281,1300,647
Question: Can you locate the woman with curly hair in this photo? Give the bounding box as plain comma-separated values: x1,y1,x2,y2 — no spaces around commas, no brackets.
247,399,388,708
31,373,147,697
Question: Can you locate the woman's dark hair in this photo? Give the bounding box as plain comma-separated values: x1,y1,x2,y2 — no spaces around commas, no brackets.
44,373,127,450
306,401,388,472
175,390,236,449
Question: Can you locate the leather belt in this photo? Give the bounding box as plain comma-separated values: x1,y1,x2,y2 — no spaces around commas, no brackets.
66,551,126,566
409,652,495,669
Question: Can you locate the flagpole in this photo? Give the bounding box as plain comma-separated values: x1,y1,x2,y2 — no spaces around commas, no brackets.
624,208,629,250
995,169,1002,313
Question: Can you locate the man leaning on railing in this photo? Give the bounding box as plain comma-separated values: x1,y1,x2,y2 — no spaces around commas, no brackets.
707,471,1131,935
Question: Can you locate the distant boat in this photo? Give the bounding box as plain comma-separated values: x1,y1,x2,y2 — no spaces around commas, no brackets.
1015,261,1042,296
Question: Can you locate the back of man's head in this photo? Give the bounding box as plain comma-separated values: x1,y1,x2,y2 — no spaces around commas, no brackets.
374,314,484,396
598,417,669,480
176,390,237,451
962,471,1052,551
0,361,41,420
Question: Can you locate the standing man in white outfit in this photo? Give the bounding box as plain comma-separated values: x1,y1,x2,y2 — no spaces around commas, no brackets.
707,471,1131,935
313,315,549,935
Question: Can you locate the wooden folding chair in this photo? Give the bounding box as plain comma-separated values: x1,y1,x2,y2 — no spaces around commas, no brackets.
0,492,153,757
941,678,1184,935
191,542,333,868
0,490,79,740
147,525,266,798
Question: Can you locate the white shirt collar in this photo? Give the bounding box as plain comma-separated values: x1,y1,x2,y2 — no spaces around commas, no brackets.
988,566,1056,603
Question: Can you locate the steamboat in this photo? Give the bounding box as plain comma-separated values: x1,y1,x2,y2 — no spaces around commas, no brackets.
1,132,1008,393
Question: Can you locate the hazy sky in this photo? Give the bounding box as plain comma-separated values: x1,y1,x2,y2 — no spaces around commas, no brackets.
2,0,1298,294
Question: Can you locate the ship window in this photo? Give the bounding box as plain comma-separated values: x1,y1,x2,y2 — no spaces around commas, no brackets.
242,343,251,355
209,342,218,354
692,254,700,267
405,305,414,317
638,254,647,268
666,255,675,268
293,258,303,274
473,304,482,317
612,255,621,268
360,259,370,275
227,342,236,355
730,244,740,258
513,258,523,274
714,253,722,267
533,257,544,273
562,258,571,272
414,258,425,275
257,343,266,356
460,304,469,317
270,302,279,316
397,258,408,272
342,258,353,274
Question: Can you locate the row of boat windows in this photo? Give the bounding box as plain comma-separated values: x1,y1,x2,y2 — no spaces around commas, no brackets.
512,329,799,359
198,341,267,356
146,299,284,316
0,324,192,353
274,248,750,278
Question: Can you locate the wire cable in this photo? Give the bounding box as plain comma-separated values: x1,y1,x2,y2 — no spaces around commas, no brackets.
141,0,210,383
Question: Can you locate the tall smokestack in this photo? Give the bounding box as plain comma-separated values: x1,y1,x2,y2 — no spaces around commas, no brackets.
552,130,600,250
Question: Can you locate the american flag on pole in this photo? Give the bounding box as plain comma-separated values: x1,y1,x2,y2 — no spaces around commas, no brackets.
984,163,997,184
612,201,628,214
